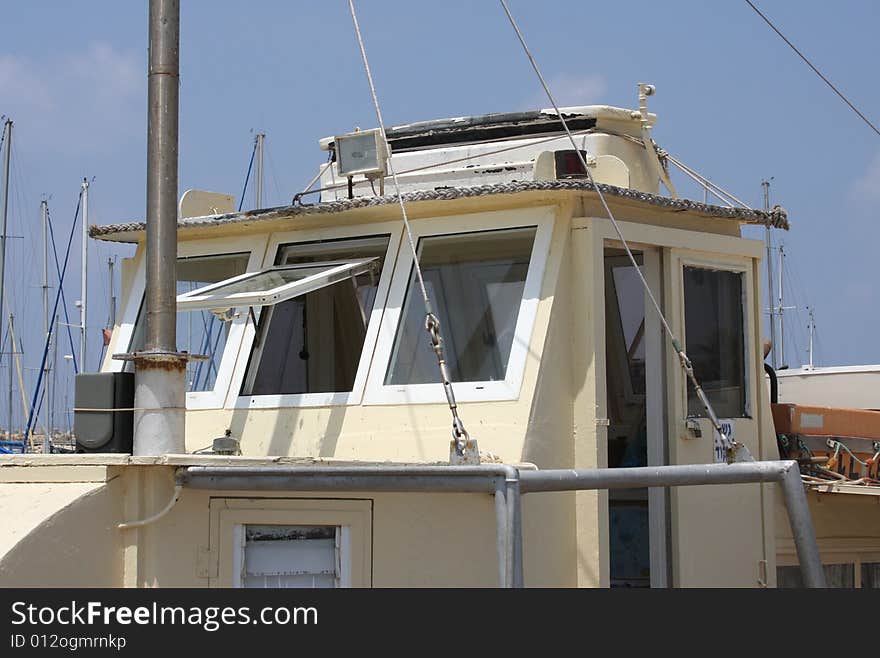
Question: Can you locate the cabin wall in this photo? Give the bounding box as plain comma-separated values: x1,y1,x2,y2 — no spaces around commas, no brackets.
123,466,574,587
0,466,125,587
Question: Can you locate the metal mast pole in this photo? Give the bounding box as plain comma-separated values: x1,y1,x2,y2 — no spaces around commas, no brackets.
42,199,51,450
0,119,11,393
134,0,185,455
7,313,13,443
778,245,786,367
80,178,89,373
49,315,57,451
762,179,777,369
255,132,265,208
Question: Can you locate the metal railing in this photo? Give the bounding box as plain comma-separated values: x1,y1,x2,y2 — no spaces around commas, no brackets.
178,459,825,588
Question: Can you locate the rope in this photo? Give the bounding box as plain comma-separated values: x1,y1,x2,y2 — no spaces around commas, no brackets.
348,0,471,455
238,138,257,212
744,0,880,139
24,189,82,444
46,203,80,374
498,0,737,453
74,407,185,413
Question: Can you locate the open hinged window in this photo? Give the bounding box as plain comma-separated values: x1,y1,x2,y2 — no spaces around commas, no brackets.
232,233,396,407
176,258,380,313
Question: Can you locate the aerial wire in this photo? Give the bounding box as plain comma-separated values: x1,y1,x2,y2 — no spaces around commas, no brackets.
744,0,880,138
348,0,472,457
498,0,741,455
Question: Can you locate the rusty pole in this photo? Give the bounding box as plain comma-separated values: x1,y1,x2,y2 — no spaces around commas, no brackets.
134,0,186,455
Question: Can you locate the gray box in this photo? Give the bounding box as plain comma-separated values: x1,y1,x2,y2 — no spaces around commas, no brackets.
74,372,134,453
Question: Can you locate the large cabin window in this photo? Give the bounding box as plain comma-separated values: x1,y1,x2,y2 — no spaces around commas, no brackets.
385,227,536,385
683,266,746,418
241,236,390,396
126,252,249,392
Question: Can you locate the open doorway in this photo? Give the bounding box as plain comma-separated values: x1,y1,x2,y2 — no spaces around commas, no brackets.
604,246,668,587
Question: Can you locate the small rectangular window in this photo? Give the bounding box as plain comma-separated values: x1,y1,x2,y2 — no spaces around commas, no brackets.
683,266,746,418
242,525,341,588
242,236,389,396
777,563,855,588
127,252,249,392
862,562,880,589
385,227,536,385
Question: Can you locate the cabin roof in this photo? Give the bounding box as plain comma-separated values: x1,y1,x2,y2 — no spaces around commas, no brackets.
89,179,789,243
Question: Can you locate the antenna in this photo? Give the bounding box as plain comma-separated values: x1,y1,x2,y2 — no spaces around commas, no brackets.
255,132,265,209
762,178,777,369
807,307,816,370
776,244,796,368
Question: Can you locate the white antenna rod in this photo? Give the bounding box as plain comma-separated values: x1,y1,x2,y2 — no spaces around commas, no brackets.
80,178,89,373
255,132,265,209
107,257,116,328
777,244,786,367
762,179,777,369
807,307,815,370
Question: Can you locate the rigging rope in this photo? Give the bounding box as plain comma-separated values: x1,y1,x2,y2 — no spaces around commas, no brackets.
348,0,472,458
744,0,880,139
498,0,740,456
46,204,80,374
24,189,82,445
238,137,257,212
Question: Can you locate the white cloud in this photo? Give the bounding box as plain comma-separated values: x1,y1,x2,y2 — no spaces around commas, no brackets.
521,72,607,110
0,42,143,157
851,151,880,203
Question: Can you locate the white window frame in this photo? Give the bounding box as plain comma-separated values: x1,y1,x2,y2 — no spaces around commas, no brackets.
105,235,268,410
176,258,380,312
364,207,554,405
210,498,372,588
229,222,402,409
678,255,753,420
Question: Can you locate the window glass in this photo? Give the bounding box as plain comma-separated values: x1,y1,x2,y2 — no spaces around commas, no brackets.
127,252,249,392
777,563,855,588
683,266,746,418
243,525,339,588
385,227,536,385
862,562,880,589
243,236,389,396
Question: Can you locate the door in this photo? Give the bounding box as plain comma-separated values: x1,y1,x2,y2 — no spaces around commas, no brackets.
604,246,668,587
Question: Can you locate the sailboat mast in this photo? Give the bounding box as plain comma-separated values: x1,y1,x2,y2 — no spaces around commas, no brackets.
80,178,89,373
7,314,16,445
762,179,777,369
42,199,51,449
0,119,11,394
255,132,265,208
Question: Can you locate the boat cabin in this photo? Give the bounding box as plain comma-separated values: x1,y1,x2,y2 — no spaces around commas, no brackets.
4,101,860,588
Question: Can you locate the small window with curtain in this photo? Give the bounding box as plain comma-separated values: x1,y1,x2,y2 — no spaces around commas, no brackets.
241,235,390,396
126,252,249,392
240,525,345,588
385,227,536,385
683,266,747,418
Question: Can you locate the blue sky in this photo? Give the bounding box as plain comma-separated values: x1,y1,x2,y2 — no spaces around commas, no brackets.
1,1,878,430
